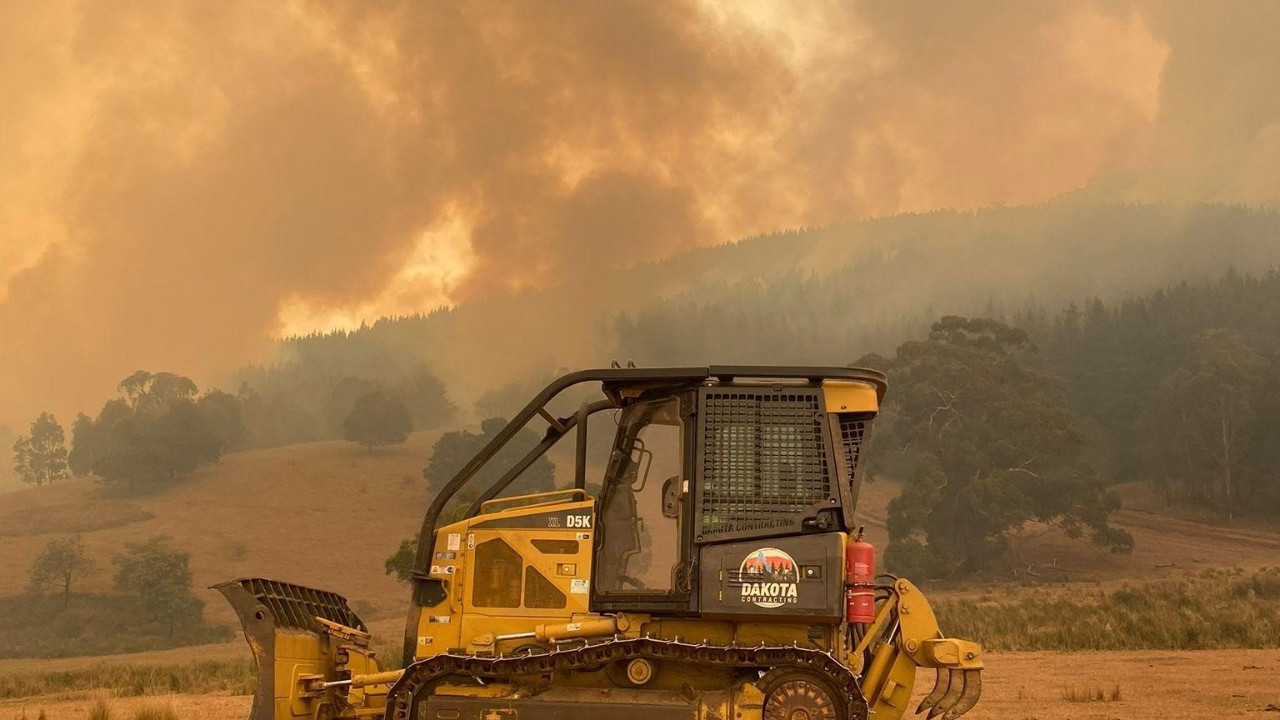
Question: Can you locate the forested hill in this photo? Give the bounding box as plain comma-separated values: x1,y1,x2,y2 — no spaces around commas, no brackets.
232,202,1280,431
609,203,1280,366
1022,269,1280,516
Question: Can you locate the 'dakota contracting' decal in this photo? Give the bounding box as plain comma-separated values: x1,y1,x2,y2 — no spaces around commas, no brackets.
738,547,799,608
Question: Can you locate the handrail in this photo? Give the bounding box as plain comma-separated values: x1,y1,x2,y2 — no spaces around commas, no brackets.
707,365,888,400
479,488,590,514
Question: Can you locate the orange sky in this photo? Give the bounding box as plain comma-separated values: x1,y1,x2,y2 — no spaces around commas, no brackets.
1,1,1279,428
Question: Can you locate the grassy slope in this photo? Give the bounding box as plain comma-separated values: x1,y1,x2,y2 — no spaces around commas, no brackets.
0,431,447,629
3,431,1280,648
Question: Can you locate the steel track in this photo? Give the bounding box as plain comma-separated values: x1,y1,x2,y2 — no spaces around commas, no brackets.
386,636,870,720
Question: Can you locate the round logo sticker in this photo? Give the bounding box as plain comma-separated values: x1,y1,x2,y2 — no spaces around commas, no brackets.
738,547,800,608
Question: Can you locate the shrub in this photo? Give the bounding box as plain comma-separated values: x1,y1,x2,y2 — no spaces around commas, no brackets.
1061,685,1122,702
88,696,113,720
131,704,178,720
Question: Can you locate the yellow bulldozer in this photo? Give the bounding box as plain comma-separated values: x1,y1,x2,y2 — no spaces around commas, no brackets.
217,366,983,720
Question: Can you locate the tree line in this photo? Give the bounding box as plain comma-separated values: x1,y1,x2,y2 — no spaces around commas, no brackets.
1019,268,1280,517
12,363,454,492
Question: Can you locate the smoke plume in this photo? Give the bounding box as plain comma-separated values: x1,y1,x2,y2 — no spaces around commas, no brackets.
0,0,1278,424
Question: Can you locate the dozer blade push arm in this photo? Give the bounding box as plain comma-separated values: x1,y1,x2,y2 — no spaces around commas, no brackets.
857,578,983,720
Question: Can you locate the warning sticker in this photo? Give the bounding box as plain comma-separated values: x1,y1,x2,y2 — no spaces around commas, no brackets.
575,532,591,541
467,533,475,550
570,579,589,594
428,616,451,624
447,533,461,551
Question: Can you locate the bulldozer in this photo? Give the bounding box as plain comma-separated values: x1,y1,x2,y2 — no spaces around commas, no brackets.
217,366,983,720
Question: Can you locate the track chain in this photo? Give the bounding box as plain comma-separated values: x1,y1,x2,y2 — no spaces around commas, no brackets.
386,636,868,720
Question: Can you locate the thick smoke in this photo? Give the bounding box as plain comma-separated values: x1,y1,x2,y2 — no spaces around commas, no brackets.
0,1,1277,425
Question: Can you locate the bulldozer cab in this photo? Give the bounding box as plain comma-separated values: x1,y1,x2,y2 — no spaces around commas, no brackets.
404,366,886,652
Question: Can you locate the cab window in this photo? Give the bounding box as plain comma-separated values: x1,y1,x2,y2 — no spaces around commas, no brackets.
596,398,683,594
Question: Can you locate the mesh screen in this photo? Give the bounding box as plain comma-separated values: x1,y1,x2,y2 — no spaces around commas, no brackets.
697,389,832,541
523,567,567,609
838,415,868,482
472,539,522,608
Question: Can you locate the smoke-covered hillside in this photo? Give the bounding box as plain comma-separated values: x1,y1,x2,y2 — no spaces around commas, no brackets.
252,202,1280,410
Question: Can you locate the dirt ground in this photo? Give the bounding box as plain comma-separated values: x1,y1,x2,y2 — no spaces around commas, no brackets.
6,649,1278,720
949,649,1280,719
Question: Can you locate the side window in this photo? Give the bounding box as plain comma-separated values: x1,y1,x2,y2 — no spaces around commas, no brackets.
597,399,684,594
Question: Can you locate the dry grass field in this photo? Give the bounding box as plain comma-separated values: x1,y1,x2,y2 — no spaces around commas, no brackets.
5,649,1278,719
0,432,448,627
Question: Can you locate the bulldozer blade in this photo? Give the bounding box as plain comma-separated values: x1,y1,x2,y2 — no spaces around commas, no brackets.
926,669,965,720
916,667,950,715
215,577,369,720
940,670,982,720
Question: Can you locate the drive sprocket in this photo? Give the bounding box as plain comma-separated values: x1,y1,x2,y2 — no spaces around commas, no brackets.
760,670,844,720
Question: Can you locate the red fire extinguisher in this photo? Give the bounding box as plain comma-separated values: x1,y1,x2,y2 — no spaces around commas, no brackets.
846,527,876,624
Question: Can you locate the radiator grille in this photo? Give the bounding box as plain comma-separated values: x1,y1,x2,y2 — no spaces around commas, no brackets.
696,388,833,541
